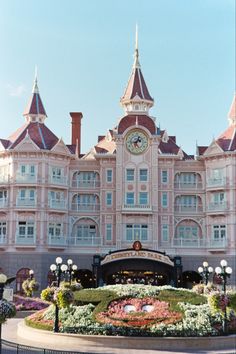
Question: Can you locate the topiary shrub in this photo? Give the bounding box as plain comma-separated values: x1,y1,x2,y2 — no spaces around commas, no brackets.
0,299,16,324
22,278,39,297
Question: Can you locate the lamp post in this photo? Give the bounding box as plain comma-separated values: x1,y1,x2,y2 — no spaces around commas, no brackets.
66,259,78,285
50,257,68,333
0,273,7,354
29,269,34,280
215,259,232,334
197,261,213,285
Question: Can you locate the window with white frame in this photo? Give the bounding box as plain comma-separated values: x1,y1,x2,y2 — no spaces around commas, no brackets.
212,192,225,204
19,189,35,200
48,223,62,237
180,195,196,206
161,192,168,208
77,224,96,240
106,169,113,183
0,222,6,236
106,192,112,206
161,170,168,184
0,190,7,200
49,190,63,201
213,225,226,240
106,224,112,241
176,226,198,239
139,169,148,182
161,225,169,242
126,224,148,242
126,169,135,181
126,192,134,205
180,172,196,184
17,221,34,238
78,171,95,182
139,192,148,205
19,165,36,176
212,169,223,180
51,167,63,180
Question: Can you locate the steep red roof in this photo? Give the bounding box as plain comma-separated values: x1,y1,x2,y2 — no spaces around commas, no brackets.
23,78,47,117
159,137,191,159
121,67,153,102
228,94,236,121
118,115,156,134
216,125,236,151
0,139,11,149
198,146,208,155
9,122,59,150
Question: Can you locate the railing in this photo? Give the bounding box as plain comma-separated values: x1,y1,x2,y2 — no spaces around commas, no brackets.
0,234,6,244
122,204,152,212
72,180,100,188
69,236,101,246
207,202,228,212
15,235,36,245
71,203,100,212
16,198,36,207
172,238,205,248
0,198,8,207
49,175,67,186
0,176,9,184
15,173,37,183
48,199,66,210
207,238,227,248
174,182,203,190
174,205,203,213
206,177,226,187
48,235,67,246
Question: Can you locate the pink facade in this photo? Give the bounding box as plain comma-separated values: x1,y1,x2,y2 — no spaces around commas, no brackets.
0,41,235,288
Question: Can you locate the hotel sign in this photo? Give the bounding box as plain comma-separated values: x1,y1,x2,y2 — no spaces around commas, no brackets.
101,250,174,267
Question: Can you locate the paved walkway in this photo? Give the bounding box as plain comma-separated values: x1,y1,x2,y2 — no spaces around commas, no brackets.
2,318,236,354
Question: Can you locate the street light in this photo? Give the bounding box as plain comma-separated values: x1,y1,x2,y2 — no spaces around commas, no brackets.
215,259,232,334
197,261,213,285
50,257,68,332
0,273,7,354
67,259,78,284
29,269,34,280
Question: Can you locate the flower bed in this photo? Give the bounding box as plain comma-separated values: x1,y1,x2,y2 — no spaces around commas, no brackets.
14,295,49,311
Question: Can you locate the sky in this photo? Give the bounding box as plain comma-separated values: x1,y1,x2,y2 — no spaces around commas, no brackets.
0,0,235,155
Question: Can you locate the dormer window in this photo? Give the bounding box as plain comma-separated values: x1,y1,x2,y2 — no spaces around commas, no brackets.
135,104,139,111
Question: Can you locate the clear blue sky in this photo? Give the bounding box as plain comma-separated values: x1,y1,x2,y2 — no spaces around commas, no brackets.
0,0,235,155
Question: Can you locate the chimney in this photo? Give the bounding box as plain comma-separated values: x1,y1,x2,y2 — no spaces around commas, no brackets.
70,112,83,155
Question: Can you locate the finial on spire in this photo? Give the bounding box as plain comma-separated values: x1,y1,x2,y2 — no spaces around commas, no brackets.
133,24,140,68
32,65,39,94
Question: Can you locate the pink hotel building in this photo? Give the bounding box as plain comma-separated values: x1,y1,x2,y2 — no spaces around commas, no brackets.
0,42,235,290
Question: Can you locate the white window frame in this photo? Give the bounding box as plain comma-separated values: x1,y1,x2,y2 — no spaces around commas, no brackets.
161,192,168,208
126,169,135,182
106,192,112,206
139,169,148,182
161,225,169,242
48,223,62,237
213,225,226,240
126,224,148,242
106,224,112,241
161,170,168,184
18,221,35,238
139,192,148,205
126,192,134,205
106,169,113,183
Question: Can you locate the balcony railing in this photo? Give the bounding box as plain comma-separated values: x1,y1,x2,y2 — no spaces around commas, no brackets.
15,174,37,183
48,235,67,246
72,180,100,188
15,235,36,245
206,177,226,188
69,236,101,246
0,198,8,208
172,237,205,248
174,182,203,190
48,199,66,210
49,176,67,186
207,202,228,212
0,235,6,244
122,204,152,213
174,205,203,213
207,238,227,248
0,176,9,184
16,198,36,207
71,203,100,212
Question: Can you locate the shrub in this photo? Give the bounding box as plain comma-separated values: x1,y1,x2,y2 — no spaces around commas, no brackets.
0,299,16,324
22,278,39,297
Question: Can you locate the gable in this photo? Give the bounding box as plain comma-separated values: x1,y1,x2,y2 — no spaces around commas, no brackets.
51,138,71,155
203,141,223,156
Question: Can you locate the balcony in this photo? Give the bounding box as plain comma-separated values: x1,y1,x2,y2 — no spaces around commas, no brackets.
206,177,226,188
69,235,101,246
15,235,36,246
72,180,100,189
172,237,205,248
16,198,36,208
48,199,67,210
0,234,6,245
174,182,203,190
71,203,100,212
0,176,9,184
49,175,67,186
15,173,37,183
0,198,8,208
122,204,152,214
207,238,227,249
174,205,203,213
48,235,67,247
207,202,228,213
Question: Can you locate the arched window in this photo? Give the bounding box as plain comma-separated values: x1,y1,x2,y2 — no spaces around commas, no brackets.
16,268,30,293
174,220,202,247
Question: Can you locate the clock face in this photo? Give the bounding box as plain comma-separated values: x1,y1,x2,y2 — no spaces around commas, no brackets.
125,130,149,154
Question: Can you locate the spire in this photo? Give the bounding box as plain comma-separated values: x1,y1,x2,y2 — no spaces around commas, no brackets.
120,26,154,115
23,70,47,123
228,93,236,126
